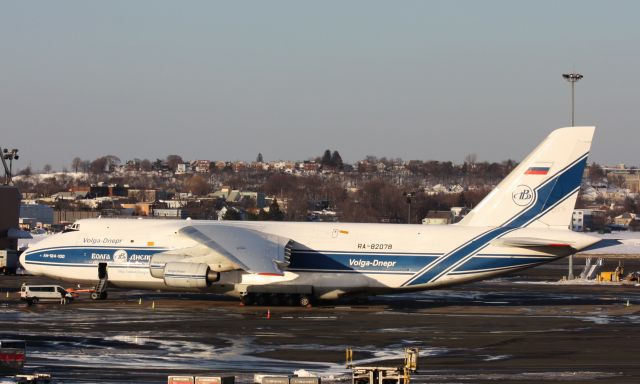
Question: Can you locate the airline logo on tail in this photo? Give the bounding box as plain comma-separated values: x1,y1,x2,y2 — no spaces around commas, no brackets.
512,185,534,206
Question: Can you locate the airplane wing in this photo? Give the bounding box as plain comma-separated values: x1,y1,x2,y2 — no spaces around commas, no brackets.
178,225,292,276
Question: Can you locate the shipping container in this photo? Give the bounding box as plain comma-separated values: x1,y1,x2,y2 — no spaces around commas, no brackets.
195,376,235,384
290,377,321,384
261,376,290,384
168,376,194,384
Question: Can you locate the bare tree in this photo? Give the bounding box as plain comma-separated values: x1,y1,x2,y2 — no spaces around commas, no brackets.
588,162,606,184
140,159,152,171
71,157,82,173
166,155,184,171
90,157,108,174
185,174,210,196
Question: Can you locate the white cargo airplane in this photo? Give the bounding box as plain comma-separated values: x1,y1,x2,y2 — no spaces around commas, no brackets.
21,127,601,306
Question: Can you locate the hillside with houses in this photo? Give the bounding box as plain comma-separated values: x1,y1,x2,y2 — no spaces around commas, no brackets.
11,154,640,233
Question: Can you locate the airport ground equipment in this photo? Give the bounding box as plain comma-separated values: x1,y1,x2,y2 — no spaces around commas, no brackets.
261,377,291,384
290,377,320,384
598,261,625,282
12,374,51,384
0,340,25,375
63,287,92,298
579,257,604,280
252,376,321,384
168,376,235,384
0,250,18,274
351,366,407,384
168,376,194,384
348,347,419,384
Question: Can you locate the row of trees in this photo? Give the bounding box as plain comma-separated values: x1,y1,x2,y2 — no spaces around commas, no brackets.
319,150,343,169
68,155,187,174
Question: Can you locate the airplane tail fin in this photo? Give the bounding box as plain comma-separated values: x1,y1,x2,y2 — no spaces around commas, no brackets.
458,126,595,229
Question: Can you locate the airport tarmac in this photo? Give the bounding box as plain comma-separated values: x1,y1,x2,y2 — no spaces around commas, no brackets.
1,258,640,384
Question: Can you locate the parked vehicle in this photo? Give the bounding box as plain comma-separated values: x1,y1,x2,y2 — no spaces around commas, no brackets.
19,285,73,304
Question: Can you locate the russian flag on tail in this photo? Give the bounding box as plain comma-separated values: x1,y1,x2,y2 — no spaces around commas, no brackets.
525,162,553,175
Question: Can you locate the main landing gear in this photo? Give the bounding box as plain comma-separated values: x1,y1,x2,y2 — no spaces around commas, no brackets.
241,293,312,307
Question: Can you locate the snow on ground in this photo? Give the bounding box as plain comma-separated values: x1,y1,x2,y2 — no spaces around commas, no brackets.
579,232,640,255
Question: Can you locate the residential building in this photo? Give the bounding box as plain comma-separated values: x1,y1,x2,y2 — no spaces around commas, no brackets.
153,208,188,219
572,209,607,232
422,211,453,225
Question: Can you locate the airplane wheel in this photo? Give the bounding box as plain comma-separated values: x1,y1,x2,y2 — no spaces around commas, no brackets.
91,292,99,300
243,293,256,306
299,295,311,307
100,292,108,300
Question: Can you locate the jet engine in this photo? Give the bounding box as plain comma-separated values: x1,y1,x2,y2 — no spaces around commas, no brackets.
162,262,220,288
149,254,187,279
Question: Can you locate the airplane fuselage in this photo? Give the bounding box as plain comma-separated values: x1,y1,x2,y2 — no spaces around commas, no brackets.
21,218,597,300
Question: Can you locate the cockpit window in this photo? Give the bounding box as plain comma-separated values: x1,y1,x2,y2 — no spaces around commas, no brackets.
63,223,80,233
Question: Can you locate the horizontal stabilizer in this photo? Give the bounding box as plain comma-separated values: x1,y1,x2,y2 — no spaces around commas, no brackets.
579,238,640,253
493,237,575,249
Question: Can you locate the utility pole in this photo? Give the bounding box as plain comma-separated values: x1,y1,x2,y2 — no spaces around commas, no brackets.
562,72,583,279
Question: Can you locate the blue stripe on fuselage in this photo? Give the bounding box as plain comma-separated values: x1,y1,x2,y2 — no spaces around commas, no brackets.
23,247,165,267
289,250,440,273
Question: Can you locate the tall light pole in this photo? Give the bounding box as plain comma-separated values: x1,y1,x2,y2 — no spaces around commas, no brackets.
404,192,413,224
562,73,583,126
562,72,582,280
1,148,19,185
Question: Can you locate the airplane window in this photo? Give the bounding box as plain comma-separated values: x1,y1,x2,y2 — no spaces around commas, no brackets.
63,223,80,233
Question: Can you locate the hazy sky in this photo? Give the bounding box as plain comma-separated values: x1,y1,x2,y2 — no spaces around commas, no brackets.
1,1,639,171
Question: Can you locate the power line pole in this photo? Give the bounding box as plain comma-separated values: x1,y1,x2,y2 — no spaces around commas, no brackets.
562,72,583,279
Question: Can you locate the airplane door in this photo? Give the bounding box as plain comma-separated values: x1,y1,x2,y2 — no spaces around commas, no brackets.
98,262,108,279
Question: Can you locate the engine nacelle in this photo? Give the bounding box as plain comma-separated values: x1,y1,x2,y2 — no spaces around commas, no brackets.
149,254,188,279
162,262,220,288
